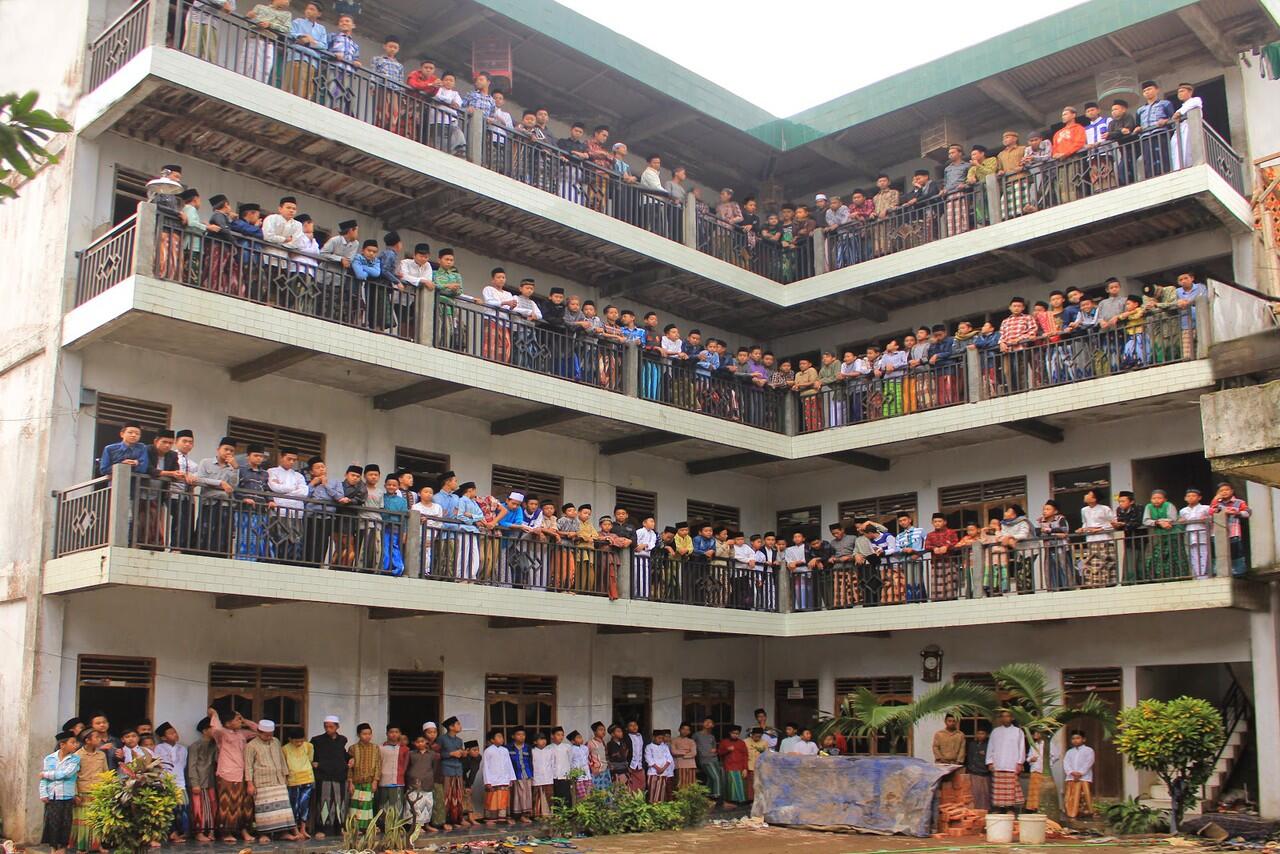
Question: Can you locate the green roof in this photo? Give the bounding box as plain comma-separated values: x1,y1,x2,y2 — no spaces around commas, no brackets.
476,0,1207,149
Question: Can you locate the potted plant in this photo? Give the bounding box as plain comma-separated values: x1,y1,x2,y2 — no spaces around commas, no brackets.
83,754,182,854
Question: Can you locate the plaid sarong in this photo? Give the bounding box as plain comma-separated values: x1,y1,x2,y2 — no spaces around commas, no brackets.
991,769,1025,807
348,781,374,830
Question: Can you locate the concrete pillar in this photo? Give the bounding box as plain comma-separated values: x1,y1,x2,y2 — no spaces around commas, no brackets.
465,110,485,165
1194,295,1212,358
617,550,632,600
1121,665,1143,799
404,514,422,578
622,343,639,398
965,346,983,402
969,542,986,598
810,228,828,277
776,564,792,613
146,0,167,49
682,194,698,250
1185,107,1208,168
416,288,435,347
1250,584,1280,818
110,462,133,546
782,392,799,436
984,174,1003,226
132,201,157,279
1212,511,1233,578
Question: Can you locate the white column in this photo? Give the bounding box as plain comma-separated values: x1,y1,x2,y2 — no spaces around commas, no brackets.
1250,584,1280,818
1120,664,1142,799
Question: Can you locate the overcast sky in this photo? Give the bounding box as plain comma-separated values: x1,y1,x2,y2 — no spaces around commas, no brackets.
554,0,1091,116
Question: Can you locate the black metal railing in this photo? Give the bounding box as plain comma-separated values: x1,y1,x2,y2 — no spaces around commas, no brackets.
170,0,467,154
85,0,151,90
697,213,802,281
788,528,1206,613
421,527,614,597
988,306,1194,398
150,210,418,339
826,189,974,272
795,361,967,434
630,552,779,612
434,294,628,393
53,477,114,557
1203,123,1246,196
76,215,138,304
639,352,786,432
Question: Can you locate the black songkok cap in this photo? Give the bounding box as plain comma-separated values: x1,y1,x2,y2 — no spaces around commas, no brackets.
338,219,358,232
347,465,363,475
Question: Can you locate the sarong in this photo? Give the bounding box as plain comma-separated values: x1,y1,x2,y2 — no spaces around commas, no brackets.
626,768,645,792
532,783,553,817
430,782,446,826
991,769,1024,807
217,778,252,835
253,783,295,834
970,774,992,810
287,783,312,826
1065,779,1093,817
313,780,346,832
1026,771,1042,812
42,798,73,847
375,785,404,815
71,804,97,853
646,774,670,803
483,785,510,820
590,770,611,790
348,781,374,830
724,769,746,803
510,779,533,816
443,776,466,825
745,769,755,801
676,767,697,789
191,785,217,834
406,786,434,826
575,776,593,799
698,759,724,799
171,788,191,836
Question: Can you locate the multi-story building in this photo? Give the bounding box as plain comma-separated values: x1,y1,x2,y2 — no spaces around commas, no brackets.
3,0,1280,838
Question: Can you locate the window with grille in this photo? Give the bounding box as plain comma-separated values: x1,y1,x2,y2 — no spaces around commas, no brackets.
611,676,653,734
1050,465,1111,530
486,675,556,743
682,678,735,740
92,394,172,477
686,500,740,531
835,676,914,755
394,448,451,491
387,670,444,739
77,655,155,731
614,487,657,523
838,493,917,528
774,679,820,733
938,477,1028,532
490,466,563,508
209,663,308,742
225,418,325,467
951,672,1007,738
776,507,821,542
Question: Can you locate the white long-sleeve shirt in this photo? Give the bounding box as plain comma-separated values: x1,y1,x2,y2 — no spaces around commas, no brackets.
1080,503,1117,542
531,746,555,786
635,527,656,555
482,743,515,786
734,543,758,567
627,733,644,770
986,725,1026,772
267,465,309,513
1063,744,1095,782
1179,503,1213,544
398,257,433,288
784,544,808,570
787,739,819,756
644,742,674,777
1026,740,1046,773
261,213,305,255
482,285,517,311
550,740,573,779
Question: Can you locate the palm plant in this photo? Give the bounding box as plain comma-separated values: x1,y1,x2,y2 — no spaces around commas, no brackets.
819,679,997,745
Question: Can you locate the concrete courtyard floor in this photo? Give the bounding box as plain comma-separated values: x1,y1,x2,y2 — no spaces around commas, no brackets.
563,829,1171,853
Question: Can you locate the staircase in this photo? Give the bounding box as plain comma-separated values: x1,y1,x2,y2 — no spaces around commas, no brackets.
1142,679,1252,814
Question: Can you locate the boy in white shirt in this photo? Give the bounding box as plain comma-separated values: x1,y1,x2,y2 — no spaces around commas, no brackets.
480,730,515,825
530,732,555,818
1179,487,1213,579
1063,731,1096,818
643,729,674,804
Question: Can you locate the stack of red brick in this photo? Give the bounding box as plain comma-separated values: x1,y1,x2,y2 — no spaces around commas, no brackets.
934,771,986,838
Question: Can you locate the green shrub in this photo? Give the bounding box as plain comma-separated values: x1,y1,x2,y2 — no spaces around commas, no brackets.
84,755,182,854
1102,797,1168,834
548,782,710,837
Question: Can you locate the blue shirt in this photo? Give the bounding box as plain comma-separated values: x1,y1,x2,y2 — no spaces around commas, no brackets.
497,505,527,530
692,534,717,556
434,489,460,528
438,733,465,776
621,326,646,346
41,750,80,801
1137,99,1175,133
288,17,327,61
327,31,360,65
455,495,483,532
898,526,925,552
508,743,533,780
1176,282,1208,328
460,90,495,118
351,254,380,281
383,491,408,522
375,248,402,285
99,441,149,476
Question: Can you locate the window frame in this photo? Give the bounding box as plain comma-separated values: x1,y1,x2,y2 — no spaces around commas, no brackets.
76,654,156,725
224,417,325,468
681,678,735,741
834,676,914,755
207,662,309,742
485,674,557,744
686,500,741,532
837,493,918,529
490,466,564,509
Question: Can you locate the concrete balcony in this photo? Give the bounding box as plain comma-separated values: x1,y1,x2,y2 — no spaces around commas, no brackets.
75,0,1254,338
46,465,1265,637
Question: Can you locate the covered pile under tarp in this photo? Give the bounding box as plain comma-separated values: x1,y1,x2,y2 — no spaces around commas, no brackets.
751,753,956,836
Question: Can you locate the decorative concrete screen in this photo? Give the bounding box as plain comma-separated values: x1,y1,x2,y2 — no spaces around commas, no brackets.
751,753,954,836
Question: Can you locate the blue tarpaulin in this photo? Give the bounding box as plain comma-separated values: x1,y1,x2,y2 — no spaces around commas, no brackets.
751,753,957,836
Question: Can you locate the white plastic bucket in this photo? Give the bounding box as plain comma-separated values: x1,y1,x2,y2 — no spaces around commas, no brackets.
1018,813,1047,844
985,813,1015,843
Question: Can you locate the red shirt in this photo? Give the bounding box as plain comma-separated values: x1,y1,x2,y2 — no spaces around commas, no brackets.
718,738,748,772
924,528,959,552
1052,122,1086,159
406,70,439,97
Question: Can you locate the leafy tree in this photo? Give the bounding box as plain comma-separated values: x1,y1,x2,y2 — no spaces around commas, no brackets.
1114,697,1225,833
994,663,1116,819
84,754,182,854
0,90,71,202
818,679,997,746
